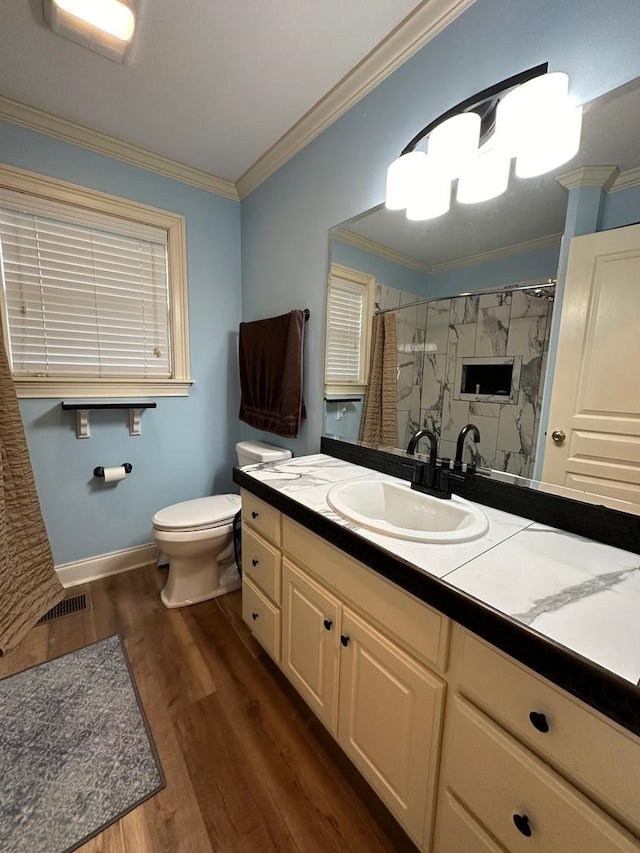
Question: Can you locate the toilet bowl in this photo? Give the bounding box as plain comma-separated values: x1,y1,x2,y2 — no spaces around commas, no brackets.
152,441,292,608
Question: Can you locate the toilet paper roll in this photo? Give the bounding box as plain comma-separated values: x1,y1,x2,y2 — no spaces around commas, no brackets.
102,465,127,483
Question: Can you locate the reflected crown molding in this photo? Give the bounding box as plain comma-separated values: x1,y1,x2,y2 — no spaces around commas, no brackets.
0,95,239,200
236,0,476,199
333,227,564,275
333,228,430,272
610,165,640,193
556,165,620,192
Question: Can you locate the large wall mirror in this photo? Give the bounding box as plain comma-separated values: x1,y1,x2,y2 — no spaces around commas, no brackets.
323,74,640,513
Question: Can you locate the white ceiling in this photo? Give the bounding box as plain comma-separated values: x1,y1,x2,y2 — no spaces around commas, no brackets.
0,0,427,184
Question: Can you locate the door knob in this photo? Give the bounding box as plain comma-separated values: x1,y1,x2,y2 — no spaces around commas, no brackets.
551,429,566,444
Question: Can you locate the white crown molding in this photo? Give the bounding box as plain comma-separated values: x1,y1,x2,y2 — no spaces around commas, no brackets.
556,165,619,192
0,95,239,201
610,165,640,193
332,227,429,272
429,232,563,273
56,542,158,587
236,0,476,199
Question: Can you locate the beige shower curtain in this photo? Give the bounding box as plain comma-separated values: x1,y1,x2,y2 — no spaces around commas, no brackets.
0,328,64,655
359,312,398,447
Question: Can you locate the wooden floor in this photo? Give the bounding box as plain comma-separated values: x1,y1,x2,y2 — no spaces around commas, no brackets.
0,566,417,853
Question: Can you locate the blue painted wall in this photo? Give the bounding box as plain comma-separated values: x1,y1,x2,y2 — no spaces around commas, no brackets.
600,183,640,231
0,121,242,565
241,0,640,457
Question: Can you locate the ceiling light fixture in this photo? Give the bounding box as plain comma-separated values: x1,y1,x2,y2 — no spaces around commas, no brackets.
44,0,136,63
385,64,583,221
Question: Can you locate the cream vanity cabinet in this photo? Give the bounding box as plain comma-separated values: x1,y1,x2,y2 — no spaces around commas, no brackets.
241,491,449,847
433,625,640,853
241,492,283,661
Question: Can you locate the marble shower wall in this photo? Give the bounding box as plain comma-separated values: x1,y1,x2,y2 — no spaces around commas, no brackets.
377,284,554,478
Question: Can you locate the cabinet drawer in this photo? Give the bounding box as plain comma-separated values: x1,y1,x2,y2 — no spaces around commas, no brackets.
454,629,640,835
433,788,506,853
444,696,639,853
241,491,281,545
283,517,449,672
242,526,281,604
242,577,280,662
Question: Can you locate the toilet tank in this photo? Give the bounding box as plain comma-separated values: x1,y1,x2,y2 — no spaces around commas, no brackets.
235,441,292,468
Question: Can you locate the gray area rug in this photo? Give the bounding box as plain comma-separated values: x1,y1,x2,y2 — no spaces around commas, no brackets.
0,634,165,852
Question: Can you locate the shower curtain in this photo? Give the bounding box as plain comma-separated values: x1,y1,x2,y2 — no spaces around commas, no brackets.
359,312,398,448
0,326,64,655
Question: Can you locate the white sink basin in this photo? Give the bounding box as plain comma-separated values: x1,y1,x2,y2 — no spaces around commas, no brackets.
327,479,489,543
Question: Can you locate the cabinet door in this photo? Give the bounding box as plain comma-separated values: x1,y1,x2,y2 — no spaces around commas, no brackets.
337,607,445,846
281,559,341,734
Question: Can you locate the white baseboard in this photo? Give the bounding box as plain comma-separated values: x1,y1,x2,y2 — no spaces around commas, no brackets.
56,542,159,588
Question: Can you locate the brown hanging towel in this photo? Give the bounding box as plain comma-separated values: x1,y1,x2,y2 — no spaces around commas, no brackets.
238,309,307,438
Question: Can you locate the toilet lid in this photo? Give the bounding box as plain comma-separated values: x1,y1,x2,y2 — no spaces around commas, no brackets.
153,494,241,531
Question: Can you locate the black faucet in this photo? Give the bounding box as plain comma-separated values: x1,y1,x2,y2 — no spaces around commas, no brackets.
406,429,439,491
455,423,481,470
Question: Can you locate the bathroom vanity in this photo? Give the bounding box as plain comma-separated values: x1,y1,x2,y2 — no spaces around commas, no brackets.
234,453,640,853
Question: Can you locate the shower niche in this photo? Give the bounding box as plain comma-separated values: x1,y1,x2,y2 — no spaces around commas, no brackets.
455,356,520,404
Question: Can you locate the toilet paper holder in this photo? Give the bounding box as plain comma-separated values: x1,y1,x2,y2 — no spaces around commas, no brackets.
93,463,133,478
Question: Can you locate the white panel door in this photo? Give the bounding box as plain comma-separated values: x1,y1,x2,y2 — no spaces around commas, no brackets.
542,223,640,507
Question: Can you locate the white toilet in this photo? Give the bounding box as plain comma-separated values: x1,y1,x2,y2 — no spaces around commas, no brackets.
152,441,292,609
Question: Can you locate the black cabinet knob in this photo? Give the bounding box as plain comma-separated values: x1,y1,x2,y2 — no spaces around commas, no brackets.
529,711,550,733
340,635,350,647
513,813,532,837
251,558,259,567
251,612,258,621
251,511,259,519
323,619,333,631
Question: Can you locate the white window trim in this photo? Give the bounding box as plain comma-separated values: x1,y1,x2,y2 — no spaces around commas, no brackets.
0,163,192,398
324,262,376,396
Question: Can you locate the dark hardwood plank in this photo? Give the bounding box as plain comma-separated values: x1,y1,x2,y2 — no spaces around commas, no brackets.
4,565,417,853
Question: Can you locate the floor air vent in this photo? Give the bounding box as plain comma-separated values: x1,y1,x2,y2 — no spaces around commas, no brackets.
38,593,90,623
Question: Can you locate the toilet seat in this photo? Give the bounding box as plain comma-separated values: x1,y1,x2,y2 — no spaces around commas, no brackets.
152,494,241,533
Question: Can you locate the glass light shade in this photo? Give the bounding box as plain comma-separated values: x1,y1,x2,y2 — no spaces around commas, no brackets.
406,159,451,220
497,72,570,157
515,104,583,178
457,143,510,203
386,152,428,210
428,112,481,178
53,0,135,41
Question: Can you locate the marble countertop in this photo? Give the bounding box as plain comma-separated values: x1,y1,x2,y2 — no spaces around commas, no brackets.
239,453,640,689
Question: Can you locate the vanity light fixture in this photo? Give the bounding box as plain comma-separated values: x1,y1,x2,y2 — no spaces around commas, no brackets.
44,0,136,63
386,64,583,219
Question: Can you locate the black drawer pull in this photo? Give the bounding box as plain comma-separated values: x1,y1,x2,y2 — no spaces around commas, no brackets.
340,635,350,647
323,619,333,631
251,612,259,621
251,558,259,567
251,511,259,519
529,711,550,733
513,813,532,837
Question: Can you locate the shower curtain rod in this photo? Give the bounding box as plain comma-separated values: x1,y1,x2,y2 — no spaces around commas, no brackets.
374,278,556,315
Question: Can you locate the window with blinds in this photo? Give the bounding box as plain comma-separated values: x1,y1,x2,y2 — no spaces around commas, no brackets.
0,167,190,398
325,264,374,390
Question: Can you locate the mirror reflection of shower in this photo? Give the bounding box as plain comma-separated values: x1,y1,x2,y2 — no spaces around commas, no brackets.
326,278,555,479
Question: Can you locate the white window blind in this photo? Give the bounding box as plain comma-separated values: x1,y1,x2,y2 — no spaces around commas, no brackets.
0,195,171,379
325,276,367,383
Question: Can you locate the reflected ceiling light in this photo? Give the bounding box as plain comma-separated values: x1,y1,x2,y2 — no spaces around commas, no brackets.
44,0,136,62
385,64,582,220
